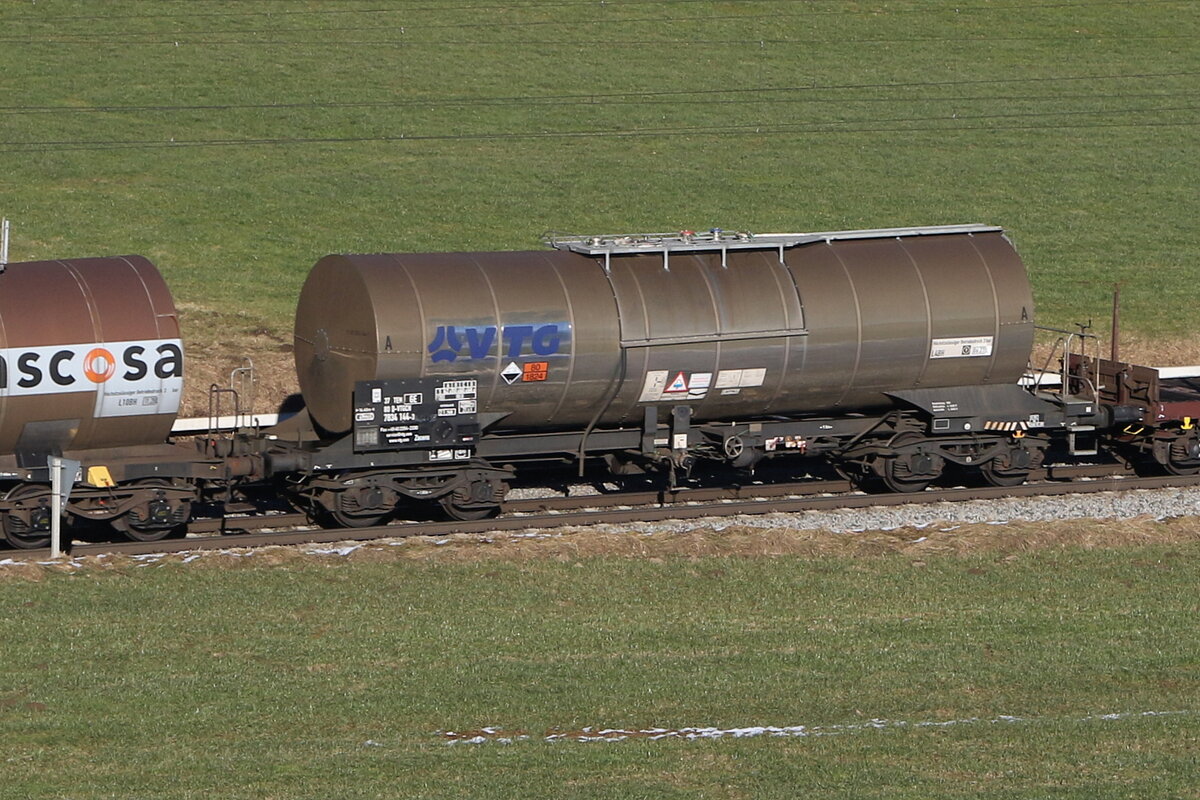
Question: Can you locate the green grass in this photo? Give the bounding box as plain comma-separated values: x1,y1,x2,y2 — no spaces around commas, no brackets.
1,545,1198,798
2,4,1199,795
0,1,1197,337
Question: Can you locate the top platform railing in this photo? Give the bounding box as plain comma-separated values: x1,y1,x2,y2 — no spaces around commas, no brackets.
543,223,1003,270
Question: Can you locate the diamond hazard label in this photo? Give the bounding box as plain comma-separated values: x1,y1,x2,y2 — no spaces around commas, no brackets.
501,361,522,384
663,371,689,394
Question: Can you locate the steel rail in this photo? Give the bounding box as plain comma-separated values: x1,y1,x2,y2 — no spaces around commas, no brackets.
8,464,1196,562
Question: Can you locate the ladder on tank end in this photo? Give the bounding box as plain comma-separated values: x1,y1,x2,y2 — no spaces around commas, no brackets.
543,223,1002,272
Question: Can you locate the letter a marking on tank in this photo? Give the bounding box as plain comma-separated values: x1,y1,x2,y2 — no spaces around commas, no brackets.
664,372,689,394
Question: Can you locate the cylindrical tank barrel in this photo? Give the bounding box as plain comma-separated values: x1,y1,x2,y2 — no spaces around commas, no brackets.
294,228,1033,435
0,256,182,457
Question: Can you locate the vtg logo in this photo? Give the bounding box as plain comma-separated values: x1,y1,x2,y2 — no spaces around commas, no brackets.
427,323,568,363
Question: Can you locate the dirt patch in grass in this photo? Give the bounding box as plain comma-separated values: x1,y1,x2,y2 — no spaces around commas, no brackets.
177,304,298,419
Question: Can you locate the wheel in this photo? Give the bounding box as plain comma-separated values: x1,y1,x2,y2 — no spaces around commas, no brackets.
439,479,504,521
315,479,396,529
880,432,941,493
979,460,1031,487
326,507,392,529
439,495,501,521
110,479,191,542
2,484,54,550
1163,439,1200,475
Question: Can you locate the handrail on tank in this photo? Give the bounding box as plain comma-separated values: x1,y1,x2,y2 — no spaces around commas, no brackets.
230,358,255,428
207,384,240,437
206,358,257,435
1032,324,1104,403
543,223,1003,272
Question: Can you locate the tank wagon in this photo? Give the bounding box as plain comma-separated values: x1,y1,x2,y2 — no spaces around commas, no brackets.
279,224,1133,524
5,223,1192,548
0,256,216,548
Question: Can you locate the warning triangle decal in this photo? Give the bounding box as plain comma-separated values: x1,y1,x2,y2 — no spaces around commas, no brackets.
663,371,689,393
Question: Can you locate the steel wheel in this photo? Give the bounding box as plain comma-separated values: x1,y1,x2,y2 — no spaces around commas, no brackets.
979,460,1031,487
326,507,392,529
439,495,501,521
1163,439,1200,475
3,484,54,550
881,432,941,493
110,479,191,542
439,479,504,521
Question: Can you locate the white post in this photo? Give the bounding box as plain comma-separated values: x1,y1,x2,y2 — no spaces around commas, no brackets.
1,218,9,271
49,457,62,558
47,456,80,559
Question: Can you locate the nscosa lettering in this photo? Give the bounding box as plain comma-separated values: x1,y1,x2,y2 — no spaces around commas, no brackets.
0,339,183,396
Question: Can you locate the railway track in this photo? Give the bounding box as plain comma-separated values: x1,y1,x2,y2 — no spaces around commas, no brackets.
7,462,1199,562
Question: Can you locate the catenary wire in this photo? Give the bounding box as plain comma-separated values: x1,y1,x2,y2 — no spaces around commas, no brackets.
1,106,1195,154
0,71,1194,115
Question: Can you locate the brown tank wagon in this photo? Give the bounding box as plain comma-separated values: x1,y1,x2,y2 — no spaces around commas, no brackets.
283,224,1127,523
3,223,1193,547
294,225,1034,436
0,256,209,548
0,255,183,455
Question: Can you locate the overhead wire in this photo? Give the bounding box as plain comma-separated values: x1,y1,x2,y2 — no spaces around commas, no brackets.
2,0,1186,23
0,70,1194,115
1,33,1190,46
1,2,1189,38
2,104,1195,154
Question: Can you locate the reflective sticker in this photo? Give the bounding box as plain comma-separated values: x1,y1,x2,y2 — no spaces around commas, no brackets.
930,336,994,359
741,368,766,387
429,448,473,462
435,380,477,401
640,369,731,402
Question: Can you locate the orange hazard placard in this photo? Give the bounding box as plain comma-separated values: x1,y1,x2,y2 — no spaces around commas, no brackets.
522,361,549,382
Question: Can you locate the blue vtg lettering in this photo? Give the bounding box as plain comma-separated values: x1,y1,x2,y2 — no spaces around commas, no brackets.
427,322,568,363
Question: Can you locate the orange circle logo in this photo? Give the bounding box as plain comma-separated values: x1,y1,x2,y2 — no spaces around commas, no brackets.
83,348,116,383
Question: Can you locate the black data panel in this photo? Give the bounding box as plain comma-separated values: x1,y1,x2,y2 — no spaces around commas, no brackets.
352,378,479,454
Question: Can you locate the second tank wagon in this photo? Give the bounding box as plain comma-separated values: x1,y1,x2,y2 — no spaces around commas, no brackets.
294,224,1034,435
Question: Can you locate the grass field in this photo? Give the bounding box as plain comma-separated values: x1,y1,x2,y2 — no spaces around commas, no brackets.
1,0,1197,344
2,2,1200,796
2,526,1199,798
